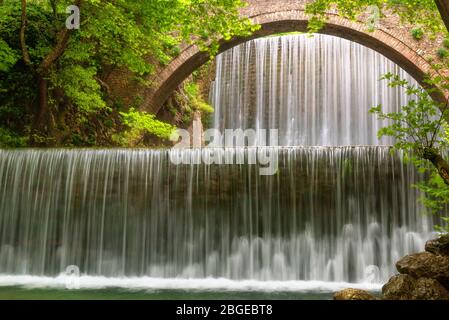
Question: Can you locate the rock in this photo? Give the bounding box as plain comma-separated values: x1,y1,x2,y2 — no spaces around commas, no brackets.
426,234,449,256
333,288,378,300
396,252,449,290
382,274,414,300
382,274,449,300
413,278,449,300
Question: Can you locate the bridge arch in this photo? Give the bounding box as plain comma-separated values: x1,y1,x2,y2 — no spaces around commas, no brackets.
141,4,444,114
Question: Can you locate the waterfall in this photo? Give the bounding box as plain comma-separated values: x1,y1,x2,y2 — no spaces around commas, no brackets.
0,148,435,283
0,34,437,289
210,34,417,146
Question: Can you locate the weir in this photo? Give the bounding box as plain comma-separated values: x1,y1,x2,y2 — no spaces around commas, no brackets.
0,147,434,283
0,34,437,288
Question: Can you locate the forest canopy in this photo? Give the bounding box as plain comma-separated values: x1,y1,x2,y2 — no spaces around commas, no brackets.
305,0,448,34
0,0,257,147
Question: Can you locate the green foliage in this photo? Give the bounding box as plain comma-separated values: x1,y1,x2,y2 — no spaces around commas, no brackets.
437,48,449,59
415,171,449,211
307,16,326,34
443,38,449,49
436,217,449,233
411,27,424,40
305,0,446,35
0,0,258,147
0,127,28,148
113,108,176,146
184,83,214,114
0,2,54,123
0,39,19,72
415,171,449,233
53,65,107,116
168,79,215,129
370,73,449,155
370,73,449,232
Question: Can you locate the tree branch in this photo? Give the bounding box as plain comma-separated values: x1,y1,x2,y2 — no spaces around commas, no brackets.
429,100,449,147
423,148,449,185
38,0,82,74
95,76,111,96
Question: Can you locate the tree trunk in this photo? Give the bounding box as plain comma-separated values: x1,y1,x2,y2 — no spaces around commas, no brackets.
423,148,449,185
25,0,82,131
36,75,49,130
435,0,449,33
38,0,83,73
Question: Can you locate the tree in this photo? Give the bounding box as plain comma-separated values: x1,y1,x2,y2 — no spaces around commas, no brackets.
369,69,449,231
20,0,82,130
435,0,449,32
305,0,447,34
369,73,449,186
306,1,449,231
0,0,257,146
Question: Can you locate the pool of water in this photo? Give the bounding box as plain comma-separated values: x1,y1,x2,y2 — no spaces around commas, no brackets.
0,286,338,300
0,276,381,300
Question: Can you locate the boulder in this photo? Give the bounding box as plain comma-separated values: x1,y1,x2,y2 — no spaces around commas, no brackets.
425,234,449,256
382,274,449,300
382,274,414,300
413,278,449,300
396,252,449,290
333,288,378,300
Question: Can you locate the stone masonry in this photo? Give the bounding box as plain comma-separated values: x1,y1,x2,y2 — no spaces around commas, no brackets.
106,0,447,114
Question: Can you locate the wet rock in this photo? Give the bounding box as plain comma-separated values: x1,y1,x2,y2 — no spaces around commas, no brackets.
413,278,449,300
333,288,378,300
382,274,414,300
382,274,449,300
425,234,449,256
396,252,449,290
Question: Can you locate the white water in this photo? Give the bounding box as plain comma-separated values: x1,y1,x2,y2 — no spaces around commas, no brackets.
211,34,417,146
0,275,382,292
0,34,436,293
0,148,436,285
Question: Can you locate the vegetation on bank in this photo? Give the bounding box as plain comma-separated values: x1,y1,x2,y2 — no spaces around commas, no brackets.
166,62,216,128
0,0,257,147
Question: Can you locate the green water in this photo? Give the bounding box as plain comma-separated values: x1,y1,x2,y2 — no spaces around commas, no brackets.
0,286,333,300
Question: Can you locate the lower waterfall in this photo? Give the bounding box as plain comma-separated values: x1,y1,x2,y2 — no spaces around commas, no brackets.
0,147,435,285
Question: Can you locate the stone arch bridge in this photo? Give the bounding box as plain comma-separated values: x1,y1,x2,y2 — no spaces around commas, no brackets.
136,0,447,114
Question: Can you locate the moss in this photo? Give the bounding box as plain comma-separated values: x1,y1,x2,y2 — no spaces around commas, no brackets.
437,48,449,59
411,28,424,40
443,38,449,49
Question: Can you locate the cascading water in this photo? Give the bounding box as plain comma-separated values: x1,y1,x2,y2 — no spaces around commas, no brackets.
0,148,435,284
0,34,437,292
210,34,417,146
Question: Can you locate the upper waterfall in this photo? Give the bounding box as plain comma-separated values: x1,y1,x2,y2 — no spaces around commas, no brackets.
210,34,418,146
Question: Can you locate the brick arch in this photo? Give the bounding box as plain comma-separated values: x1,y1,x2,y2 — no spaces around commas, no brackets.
141,4,444,114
